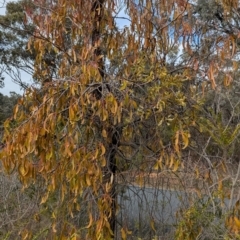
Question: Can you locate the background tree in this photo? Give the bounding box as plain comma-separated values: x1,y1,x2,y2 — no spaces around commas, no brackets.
0,0,66,89
0,0,36,89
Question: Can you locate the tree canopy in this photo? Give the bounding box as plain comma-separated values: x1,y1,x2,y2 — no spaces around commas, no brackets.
1,0,240,239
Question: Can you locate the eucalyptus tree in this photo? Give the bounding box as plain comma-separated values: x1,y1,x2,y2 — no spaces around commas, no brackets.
0,1,35,88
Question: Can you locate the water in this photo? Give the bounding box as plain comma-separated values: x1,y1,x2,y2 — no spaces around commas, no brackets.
116,184,232,239
117,184,192,238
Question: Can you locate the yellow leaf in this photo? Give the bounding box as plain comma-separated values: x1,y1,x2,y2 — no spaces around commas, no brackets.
231,35,236,57
86,174,91,186
153,161,159,170
13,104,19,119
136,173,144,187
172,160,179,172
52,222,57,233
102,129,107,138
110,173,114,184
61,184,66,202
100,156,106,167
19,163,29,177
21,230,30,240
195,168,199,179
69,105,75,121
234,216,240,228
218,180,223,192
181,131,190,149
169,153,174,168
86,213,93,228
52,211,56,219
233,60,238,71
70,234,78,240
117,107,121,123
208,62,217,89
111,99,118,114
121,228,127,240
102,108,108,121
105,182,111,193
120,80,127,90
100,144,106,156
40,192,49,204
226,216,233,229
157,156,163,169
174,131,180,153
34,213,40,222
52,176,56,190
73,49,77,62
40,128,46,136
150,219,156,232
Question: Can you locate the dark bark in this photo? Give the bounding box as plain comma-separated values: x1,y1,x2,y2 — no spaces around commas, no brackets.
91,0,105,99
106,127,122,236
91,1,119,237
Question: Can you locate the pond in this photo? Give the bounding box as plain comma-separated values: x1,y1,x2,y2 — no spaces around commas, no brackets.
117,184,192,238
116,184,232,239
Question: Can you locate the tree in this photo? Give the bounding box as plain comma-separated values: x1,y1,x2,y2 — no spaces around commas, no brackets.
0,91,20,142
174,1,240,239
0,0,36,89
0,92,20,125
1,0,240,239
0,0,63,89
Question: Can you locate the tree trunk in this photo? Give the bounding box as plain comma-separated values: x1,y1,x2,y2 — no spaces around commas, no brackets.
104,127,121,237
91,0,119,237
